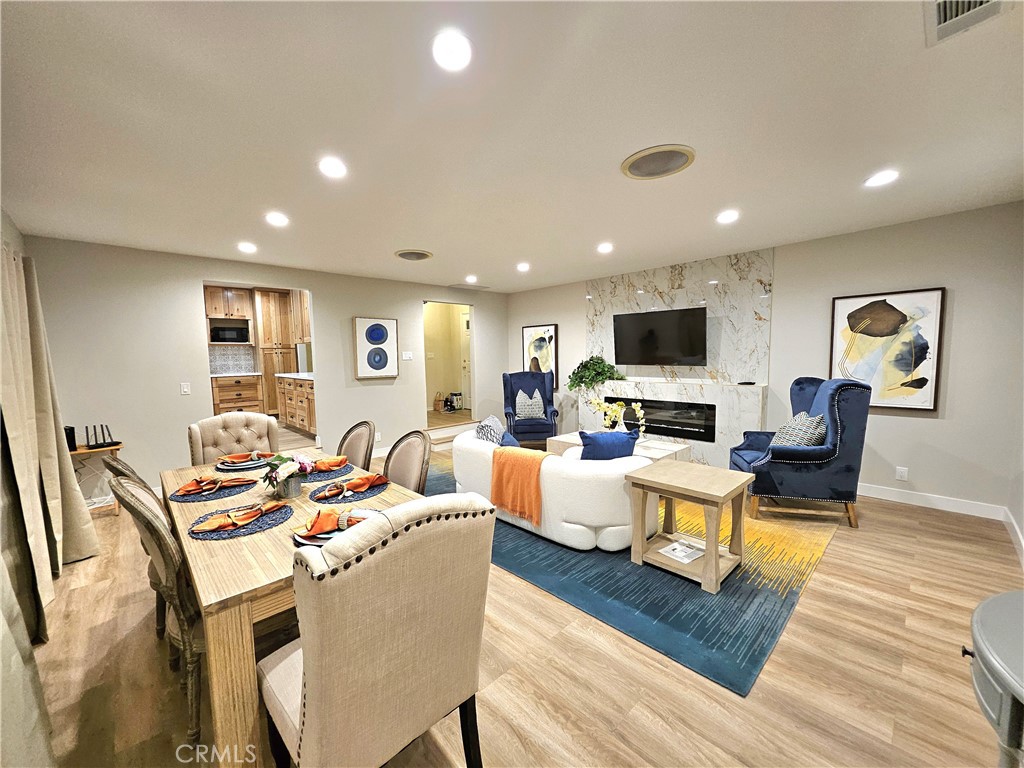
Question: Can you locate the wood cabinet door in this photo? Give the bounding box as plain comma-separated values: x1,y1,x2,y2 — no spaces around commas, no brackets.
277,293,293,349
278,348,298,374
229,288,253,319
306,394,316,432
289,290,304,344
256,290,279,348
300,290,312,342
204,286,228,317
261,349,279,413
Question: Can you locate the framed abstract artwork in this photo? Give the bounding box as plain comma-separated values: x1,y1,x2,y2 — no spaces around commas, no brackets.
829,288,945,410
522,323,558,389
353,317,399,379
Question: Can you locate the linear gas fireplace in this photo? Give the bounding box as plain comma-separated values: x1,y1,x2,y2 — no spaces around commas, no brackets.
606,397,717,443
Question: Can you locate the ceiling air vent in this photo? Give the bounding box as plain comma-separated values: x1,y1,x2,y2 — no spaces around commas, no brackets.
925,0,1006,45
621,145,695,180
395,249,433,261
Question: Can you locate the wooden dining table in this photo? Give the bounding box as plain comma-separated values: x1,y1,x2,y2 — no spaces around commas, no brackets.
160,449,422,766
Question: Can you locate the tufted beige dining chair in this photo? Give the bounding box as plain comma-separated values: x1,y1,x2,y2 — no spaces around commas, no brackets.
257,492,496,768
187,412,279,466
102,454,169,639
383,429,431,495
336,420,375,471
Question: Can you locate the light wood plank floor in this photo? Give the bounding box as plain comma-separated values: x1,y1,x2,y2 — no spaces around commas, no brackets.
426,409,476,430
277,424,317,452
34,483,1021,766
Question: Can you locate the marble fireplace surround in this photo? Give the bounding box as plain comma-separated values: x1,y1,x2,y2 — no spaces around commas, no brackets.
580,250,773,466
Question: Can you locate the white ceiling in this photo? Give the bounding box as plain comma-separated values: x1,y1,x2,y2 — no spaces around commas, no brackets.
2,2,1021,293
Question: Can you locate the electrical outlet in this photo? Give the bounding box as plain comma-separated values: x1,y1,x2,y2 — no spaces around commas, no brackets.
402,351,413,361
180,382,191,395
895,466,909,482
375,431,381,442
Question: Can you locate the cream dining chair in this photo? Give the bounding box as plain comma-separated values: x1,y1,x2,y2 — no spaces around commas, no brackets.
336,420,375,471
383,429,431,495
102,454,169,640
187,412,279,466
257,492,496,768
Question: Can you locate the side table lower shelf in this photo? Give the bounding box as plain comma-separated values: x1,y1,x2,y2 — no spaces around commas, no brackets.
640,531,742,586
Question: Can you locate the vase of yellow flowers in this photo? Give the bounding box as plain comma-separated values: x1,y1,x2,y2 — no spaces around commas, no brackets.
586,398,646,434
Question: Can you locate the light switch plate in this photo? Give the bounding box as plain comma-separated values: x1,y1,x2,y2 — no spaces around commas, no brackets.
402,351,413,361
180,382,191,395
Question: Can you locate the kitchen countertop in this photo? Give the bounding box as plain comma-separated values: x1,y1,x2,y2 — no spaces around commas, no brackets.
210,372,261,378
274,372,315,380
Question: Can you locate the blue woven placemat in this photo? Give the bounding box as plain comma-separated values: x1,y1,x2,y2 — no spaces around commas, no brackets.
169,482,257,504
308,481,389,505
214,461,267,474
303,464,354,484
188,504,293,541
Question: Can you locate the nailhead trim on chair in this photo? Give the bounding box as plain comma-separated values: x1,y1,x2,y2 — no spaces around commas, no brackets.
291,507,496,764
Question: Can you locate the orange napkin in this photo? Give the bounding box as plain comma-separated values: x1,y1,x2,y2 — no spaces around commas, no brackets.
217,451,275,464
294,510,341,535
176,476,257,495
313,456,348,473
191,501,287,533
312,474,387,501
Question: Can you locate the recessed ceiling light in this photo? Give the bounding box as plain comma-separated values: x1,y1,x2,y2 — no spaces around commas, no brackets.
237,241,257,254
716,209,740,224
465,274,478,284
265,211,289,227
864,169,899,187
516,262,530,273
318,155,348,179
432,29,472,72
597,242,614,255
708,280,719,285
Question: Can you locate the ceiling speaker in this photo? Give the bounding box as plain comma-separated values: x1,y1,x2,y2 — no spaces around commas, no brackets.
395,249,433,261
621,145,695,180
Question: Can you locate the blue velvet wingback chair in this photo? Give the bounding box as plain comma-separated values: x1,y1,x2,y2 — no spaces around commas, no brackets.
502,371,558,443
730,377,871,528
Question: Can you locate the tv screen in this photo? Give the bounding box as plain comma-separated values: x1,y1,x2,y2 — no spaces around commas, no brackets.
613,307,707,366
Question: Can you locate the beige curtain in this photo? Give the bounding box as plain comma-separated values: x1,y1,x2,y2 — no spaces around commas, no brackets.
1,237,98,628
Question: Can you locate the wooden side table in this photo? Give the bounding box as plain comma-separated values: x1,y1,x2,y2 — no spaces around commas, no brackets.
625,460,754,594
70,443,123,515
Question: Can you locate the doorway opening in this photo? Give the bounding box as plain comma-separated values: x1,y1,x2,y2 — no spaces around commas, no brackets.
423,301,475,430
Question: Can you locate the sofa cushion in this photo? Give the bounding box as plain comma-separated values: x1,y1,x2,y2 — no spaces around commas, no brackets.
579,430,639,460
513,418,553,433
515,389,545,419
770,411,826,447
475,415,505,444
499,431,520,447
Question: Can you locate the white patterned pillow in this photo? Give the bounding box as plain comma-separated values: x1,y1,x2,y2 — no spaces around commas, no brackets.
475,415,505,444
770,411,827,447
515,389,545,419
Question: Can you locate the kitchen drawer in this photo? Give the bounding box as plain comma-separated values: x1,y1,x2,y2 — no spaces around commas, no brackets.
214,384,261,402
281,391,297,409
286,406,298,424
306,380,315,393
215,401,262,415
295,410,310,432
295,393,309,409
282,378,295,390
213,375,260,387
294,380,307,392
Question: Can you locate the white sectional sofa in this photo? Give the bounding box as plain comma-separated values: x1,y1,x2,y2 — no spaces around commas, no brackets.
451,430,658,551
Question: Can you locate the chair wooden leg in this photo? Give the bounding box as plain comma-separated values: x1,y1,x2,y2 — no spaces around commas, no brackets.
185,652,201,745
155,593,166,639
168,642,181,672
845,502,859,528
749,495,760,519
267,715,293,768
459,695,483,768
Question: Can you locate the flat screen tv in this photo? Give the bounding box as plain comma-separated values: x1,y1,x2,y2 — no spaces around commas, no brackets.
613,307,707,366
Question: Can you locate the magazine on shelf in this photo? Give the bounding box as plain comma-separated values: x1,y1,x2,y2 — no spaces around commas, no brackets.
658,540,705,565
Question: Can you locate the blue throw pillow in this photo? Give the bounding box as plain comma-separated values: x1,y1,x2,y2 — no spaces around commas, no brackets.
579,430,639,460
499,431,520,447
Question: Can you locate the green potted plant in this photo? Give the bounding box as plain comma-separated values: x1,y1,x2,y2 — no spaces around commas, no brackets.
566,355,626,392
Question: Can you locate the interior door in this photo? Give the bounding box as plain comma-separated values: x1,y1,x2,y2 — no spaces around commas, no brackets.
460,310,472,410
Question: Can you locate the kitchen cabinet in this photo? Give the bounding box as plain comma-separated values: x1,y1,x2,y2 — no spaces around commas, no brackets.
261,349,297,414
275,376,316,433
289,289,312,344
255,289,294,349
204,286,253,319
211,375,264,414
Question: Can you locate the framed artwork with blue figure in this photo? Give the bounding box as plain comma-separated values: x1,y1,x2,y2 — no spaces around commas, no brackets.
829,287,945,410
354,317,399,379
522,323,558,390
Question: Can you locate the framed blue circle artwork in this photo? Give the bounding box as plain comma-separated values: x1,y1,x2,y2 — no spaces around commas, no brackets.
365,323,389,345
367,348,389,370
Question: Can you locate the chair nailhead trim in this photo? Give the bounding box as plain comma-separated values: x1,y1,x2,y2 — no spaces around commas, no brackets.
368,546,376,554
330,567,338,576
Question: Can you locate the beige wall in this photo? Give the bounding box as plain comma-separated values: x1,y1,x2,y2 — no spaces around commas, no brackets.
423,301,464,410
507,281,588,432
25,237,508,485
2,210,26,252
770,202,1023,534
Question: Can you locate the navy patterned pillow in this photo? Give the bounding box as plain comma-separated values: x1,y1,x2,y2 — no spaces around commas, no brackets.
475,415,505,444
770,411,827,447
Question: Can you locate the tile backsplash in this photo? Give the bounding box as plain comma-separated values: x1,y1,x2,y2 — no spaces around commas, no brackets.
209,345,257,374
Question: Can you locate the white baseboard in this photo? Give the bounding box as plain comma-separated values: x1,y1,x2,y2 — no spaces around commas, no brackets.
859,482,1023,566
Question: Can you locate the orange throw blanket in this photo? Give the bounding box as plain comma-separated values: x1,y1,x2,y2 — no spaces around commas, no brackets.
491,447,549,526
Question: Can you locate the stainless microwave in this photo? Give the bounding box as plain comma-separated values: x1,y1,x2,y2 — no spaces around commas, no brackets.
210,326,249,343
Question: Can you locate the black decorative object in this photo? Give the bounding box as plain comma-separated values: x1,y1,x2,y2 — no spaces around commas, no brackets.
64,426,77,452
86,424,121,449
